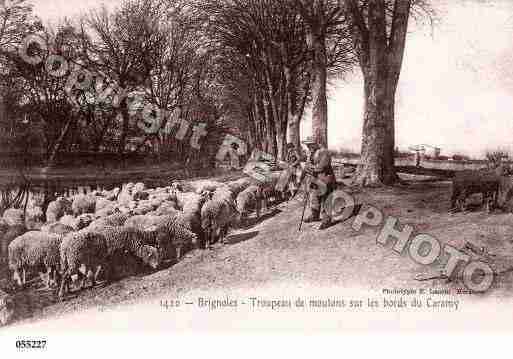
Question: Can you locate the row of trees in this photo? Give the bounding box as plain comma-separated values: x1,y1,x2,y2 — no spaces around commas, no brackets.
0,0,433,185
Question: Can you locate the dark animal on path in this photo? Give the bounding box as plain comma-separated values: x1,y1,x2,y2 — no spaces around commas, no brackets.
450,170,500,212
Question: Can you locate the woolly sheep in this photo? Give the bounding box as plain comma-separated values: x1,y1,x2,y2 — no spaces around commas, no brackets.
150,218,198,262
134,182,146,193
102,187,120,201
25,206,45,230
95,204,119,218
150,191,176,202
124,215,169,231
149,197,163,209
8,231,63,288
46,197,72,223
59,215,77,229
201,189,239,248
133,191,149,201
124,182,135,192
170,181,184,192
154,201,179,216
226,177,253,196
95,197,114,212
118,191,134,206
2,208,24,227
94,226,161,276
117,206,133,215
211,185,237,202
133,204,153,216
76,214,94,230
236,185,264,223
71,194,96,216
0,289,14,327
0,225,26,265
175,191,202,211
58,231,109,299
42,222,75,235
193,180,224,194
57,213,93,232
171,191,209,247
87,213,130,232
259,171,285,206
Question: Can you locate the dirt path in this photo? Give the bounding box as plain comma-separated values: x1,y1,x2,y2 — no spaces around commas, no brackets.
5,179,513,330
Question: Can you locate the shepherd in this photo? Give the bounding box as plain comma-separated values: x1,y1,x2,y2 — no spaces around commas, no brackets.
302,137,337,230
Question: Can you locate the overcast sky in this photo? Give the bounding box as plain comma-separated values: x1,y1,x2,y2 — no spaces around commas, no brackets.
30,0,513,158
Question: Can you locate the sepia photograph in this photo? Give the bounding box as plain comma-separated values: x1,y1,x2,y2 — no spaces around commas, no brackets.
1,0,513,354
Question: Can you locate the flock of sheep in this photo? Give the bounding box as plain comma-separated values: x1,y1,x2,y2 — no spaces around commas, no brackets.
0,172,285,301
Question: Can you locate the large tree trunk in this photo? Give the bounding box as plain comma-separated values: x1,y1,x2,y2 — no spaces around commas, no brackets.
348,0,411,186
356,73,396,186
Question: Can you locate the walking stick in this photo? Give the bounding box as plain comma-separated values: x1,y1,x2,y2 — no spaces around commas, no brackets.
298,181,309,232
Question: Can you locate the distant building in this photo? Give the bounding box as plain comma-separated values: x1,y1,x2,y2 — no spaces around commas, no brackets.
426,146,441,159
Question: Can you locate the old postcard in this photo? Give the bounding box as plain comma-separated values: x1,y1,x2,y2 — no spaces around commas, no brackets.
1,0,513,355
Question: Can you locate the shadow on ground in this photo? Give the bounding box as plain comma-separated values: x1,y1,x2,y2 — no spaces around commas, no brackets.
225,231,259,245
238,208,282,229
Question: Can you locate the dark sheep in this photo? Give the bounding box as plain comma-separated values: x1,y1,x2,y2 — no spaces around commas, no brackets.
451,170,500,212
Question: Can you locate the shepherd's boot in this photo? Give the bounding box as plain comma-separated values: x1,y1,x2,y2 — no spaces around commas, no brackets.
318,216,332,230
304,209,320,223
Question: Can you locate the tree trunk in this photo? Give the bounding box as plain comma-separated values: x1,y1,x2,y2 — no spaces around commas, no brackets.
309,33,328,148
348,0,412,186
356,73,396,186
46,117,73,168
287,114,300,150
117,99,130,154
275,109,287,161
354,0,396,186
263,98,276,156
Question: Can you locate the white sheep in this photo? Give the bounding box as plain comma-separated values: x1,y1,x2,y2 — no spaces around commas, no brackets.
87,213,130,231
57,213,93,231
46,197,72,223
2,208,24,227
58,231,109,300
8,231,63,289
124,215,169,231
134,182,146,193
101,187,120,201
41,222,75,235
71,194,96,216
173,191,210,246
201,188,239,248
154,201,179,216
94,226,161,279
95,197,114,212
59,215,77,228
226,177,253,196
150,218,198,262
193,180,224,194
0,225,26,266
236,185,264,223
25,206,45,230
259,171,285,206
95,203,119,218
175,191,201,210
